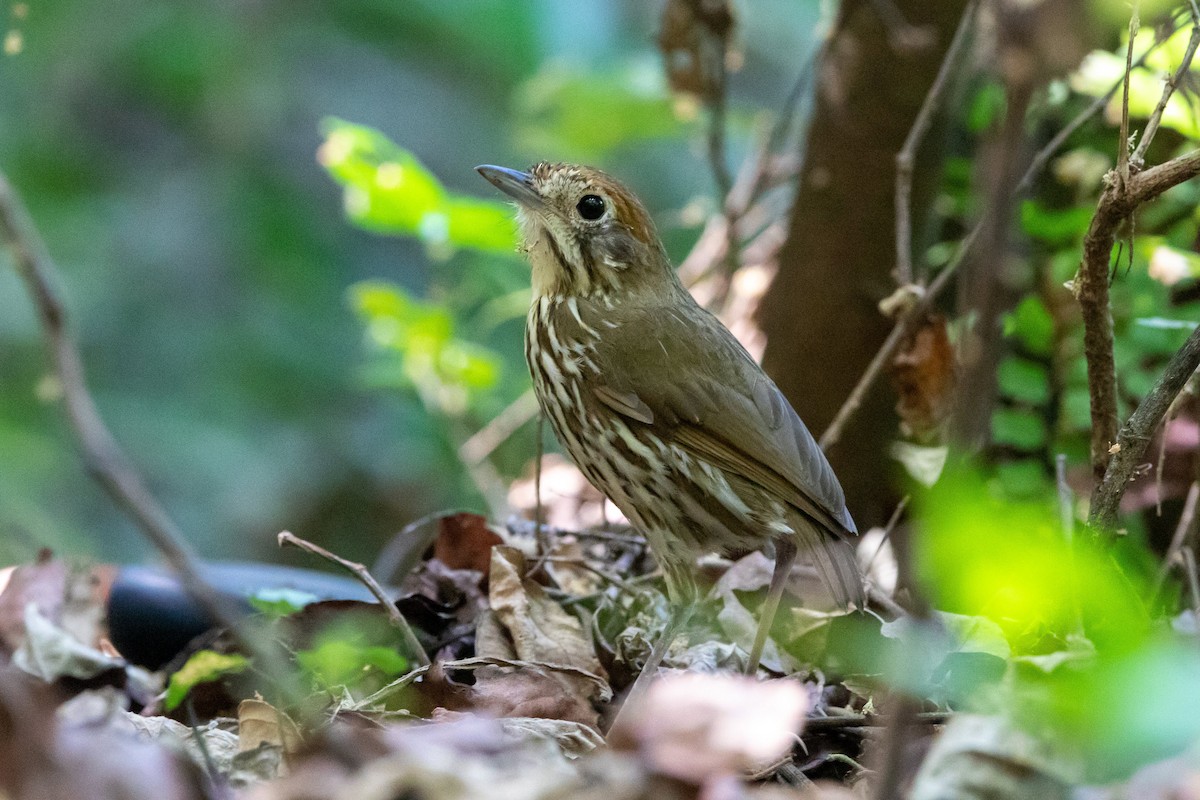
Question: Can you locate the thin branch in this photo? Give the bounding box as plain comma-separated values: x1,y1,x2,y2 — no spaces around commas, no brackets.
821,226,975,449
1152,481,1200,599
1118,4,1139,189
0,171,246,635
804,710,948,732
1182,546,1200,619
1055,454,1075,541
1090,319,1200,530
680,43,821,296
1076,148,1200,475
822,10,1176,449
702,13,733,251
278,530,430,667
895,0,977,285
1131,3,1200,168
1015,24,1175,196
457,387,539,466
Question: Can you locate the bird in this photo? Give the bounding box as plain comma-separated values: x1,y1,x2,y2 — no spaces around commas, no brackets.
476,161,863,678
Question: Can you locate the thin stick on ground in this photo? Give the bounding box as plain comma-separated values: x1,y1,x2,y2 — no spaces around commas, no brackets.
805,710,949,732
894,0,977,285
1090,318,1200,530
278,530,431,667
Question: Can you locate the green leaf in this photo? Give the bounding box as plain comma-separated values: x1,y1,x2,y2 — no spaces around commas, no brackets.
295,635,409,691
348,281,502,414
997,357,1050,405
514,62,682,159
916,469,1152,654
249,588,319,618
1003,296,1055,357
991,408,1048,449
164,650,249,712
1020,201,1094,245
318,119,517,255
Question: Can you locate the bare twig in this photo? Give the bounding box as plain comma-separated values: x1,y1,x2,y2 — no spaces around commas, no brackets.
706,53,734,206
1090,318,1200,530
278,530,430,667
865,495,910,574
1055,454,1075,541
0,171,246,635
1118,4,1139,189
457,387,539,466
805,710,948,732
824,23,1164,450
1182,546,1200,619
0,168,312,709
1131,3,1200,168
680,44,821,296
1015,25,1176,196
895,0,977,285
821,227,974,449
1076,148,1200,476
1152,481,1200,598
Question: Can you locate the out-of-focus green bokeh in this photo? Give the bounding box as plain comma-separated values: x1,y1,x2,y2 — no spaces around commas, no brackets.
0,0,820,565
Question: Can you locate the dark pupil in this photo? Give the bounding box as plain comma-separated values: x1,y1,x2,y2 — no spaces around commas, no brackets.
576,194,605,220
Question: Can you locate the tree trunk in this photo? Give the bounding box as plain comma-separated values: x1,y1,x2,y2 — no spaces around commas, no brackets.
757,0,970,525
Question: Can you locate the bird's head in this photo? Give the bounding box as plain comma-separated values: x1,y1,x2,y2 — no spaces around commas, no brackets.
476,162,679,301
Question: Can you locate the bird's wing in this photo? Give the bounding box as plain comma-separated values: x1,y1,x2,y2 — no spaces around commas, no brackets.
587,302,856,540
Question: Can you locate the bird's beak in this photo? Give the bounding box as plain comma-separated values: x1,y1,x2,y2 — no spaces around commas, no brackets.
475,165,544,211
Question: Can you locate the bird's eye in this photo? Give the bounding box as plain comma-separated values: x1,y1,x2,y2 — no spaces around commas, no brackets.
576,194,606,221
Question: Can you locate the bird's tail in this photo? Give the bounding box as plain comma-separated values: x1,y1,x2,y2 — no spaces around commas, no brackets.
792,519,865,609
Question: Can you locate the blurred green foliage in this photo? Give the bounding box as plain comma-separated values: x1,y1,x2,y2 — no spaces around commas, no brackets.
164,650,250,712
0,0,814,564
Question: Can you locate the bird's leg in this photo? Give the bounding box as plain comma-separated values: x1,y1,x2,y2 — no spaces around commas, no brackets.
746,537,797,675
610,601,693,730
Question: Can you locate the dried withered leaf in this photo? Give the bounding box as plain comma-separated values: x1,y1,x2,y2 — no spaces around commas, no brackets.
462,666,604,731
486,547,604,679
238,697,302,753
658,0,736,99
0,672,209,800
0,553,66,655
433,512,503,576
889,312,956,442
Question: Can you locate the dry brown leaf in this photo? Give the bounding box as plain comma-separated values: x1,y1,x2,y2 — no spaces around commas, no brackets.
486,546,604,677
433,513,503,576
0,553,66,655
238,697,303,753
889,312,956,443
658,0,736,100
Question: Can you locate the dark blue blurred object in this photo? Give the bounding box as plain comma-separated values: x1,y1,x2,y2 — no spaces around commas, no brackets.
107,562,376,670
